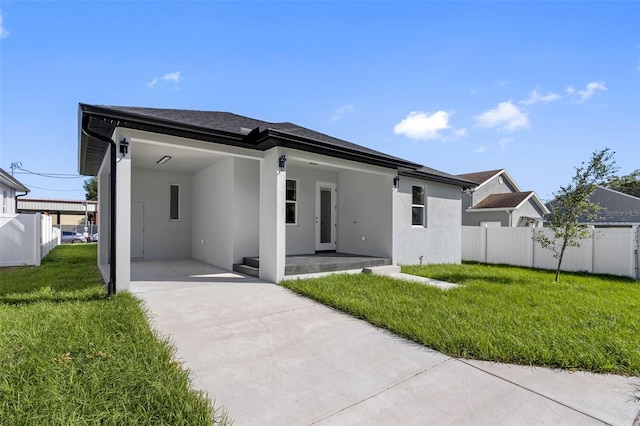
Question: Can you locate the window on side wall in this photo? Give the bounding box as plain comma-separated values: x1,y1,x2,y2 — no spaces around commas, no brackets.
286,179,297,225
412,185,425,226
170,184,180,221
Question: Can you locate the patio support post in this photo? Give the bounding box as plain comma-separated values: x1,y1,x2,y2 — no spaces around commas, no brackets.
259,148,286,282
114,131,132,292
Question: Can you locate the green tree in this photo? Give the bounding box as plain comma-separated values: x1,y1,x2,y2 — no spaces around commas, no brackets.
605,169,640,198
83,177,97,200
533,148,617,283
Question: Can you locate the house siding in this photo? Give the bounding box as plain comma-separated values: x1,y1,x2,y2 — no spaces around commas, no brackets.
338,170,393,258
393,179,462,265
285,165,338,255
131,167,193,260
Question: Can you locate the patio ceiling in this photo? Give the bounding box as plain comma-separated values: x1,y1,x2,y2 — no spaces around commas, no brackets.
132,141,232,173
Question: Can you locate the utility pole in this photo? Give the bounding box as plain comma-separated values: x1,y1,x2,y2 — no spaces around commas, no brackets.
10,161,22,176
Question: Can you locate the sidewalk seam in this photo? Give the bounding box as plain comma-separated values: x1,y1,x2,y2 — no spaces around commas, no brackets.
459,359,610,425
308,357,454,425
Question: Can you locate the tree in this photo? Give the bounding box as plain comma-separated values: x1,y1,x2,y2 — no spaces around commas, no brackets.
533,148,617,283
83,177,97,200
605,169,640,198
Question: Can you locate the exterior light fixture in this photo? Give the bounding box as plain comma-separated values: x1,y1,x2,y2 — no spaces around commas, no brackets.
119,138,129,156
393,175,400,188
278,155,287,171
156,156,172,165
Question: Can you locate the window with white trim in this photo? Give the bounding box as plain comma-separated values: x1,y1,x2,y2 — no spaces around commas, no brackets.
2,190,7,214
412,185,425,226
169,184,180,221
285,179,297,225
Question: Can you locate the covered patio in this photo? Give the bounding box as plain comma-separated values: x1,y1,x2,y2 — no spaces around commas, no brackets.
233,252,392,278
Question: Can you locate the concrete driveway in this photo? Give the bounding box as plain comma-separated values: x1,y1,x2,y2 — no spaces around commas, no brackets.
132,259,640,426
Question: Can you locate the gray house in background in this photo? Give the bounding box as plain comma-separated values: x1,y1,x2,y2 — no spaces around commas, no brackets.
0,167,29,215
457,169,549,227
582,186,640,227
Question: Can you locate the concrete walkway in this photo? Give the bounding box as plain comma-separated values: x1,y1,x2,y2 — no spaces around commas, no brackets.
132,259,640,426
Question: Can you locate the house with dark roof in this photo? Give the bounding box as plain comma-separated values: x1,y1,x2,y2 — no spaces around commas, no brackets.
0,167,29,215
78,104,474,293
457,169,549,227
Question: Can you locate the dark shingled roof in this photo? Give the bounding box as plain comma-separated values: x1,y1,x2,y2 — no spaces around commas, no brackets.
457,169,503,185
472,192,534,209
78,104,475,188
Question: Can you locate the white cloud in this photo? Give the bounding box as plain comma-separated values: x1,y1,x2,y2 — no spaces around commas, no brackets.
565,85,575,95
393,110,453,141
475,146,488,154
147,71,182,88
576,81,607,102
475,101,529,131
519,90,560,105
0,11,9,38
329,104,355,121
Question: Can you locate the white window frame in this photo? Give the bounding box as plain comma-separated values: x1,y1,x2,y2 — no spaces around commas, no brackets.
411,185,426,227
169,184,180,221
285,179,298,226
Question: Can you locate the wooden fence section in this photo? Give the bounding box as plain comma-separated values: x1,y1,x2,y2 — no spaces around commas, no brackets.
0,213,60,267
462,226,639,279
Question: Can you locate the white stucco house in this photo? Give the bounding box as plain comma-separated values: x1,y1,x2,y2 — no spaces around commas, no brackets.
458,169,549,227
0,167,30,215
77,104,474,293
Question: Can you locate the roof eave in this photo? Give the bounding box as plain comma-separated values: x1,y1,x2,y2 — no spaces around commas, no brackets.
399,169,476,188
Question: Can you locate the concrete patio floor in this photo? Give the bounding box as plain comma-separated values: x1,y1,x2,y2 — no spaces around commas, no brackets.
131,259,640,426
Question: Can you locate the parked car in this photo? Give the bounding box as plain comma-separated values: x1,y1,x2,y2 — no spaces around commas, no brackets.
61,231,86,244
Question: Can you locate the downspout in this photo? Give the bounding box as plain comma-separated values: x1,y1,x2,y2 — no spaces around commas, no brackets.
14,191,29,213
81,116,117,296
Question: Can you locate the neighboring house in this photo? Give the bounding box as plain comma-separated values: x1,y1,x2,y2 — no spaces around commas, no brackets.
78,104,474,292
18,198,98,226
457,169,549,227
575,186,639,227
0,167,29,214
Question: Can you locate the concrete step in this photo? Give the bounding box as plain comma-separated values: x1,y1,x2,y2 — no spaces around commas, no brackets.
362,265,401,275
233,263,259,278
243,257,260,269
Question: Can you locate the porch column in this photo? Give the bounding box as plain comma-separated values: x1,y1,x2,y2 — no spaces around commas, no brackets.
259,148,286,283
115,138,131,292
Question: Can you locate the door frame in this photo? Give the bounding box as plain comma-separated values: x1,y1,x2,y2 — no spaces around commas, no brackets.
315,182,337,251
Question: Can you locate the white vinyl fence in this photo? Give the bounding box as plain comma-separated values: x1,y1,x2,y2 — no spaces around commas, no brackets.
462,226,640,280
0,213,60,267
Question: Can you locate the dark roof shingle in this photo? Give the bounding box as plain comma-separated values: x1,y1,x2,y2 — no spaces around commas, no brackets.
457,169,503,185
472,192,533,209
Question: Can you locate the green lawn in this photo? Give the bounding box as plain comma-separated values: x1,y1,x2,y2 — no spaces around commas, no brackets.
0,245,229,425
282,263,640,376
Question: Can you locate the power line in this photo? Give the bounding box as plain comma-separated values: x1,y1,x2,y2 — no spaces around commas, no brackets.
23,184,84,192
13,169,85,179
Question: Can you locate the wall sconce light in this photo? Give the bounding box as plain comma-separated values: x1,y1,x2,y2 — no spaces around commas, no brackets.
278,155,287,171
393,175,400,189
119,138,129,156
156,156,172,165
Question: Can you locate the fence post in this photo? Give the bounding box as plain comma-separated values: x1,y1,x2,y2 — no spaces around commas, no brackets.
34,213,42,267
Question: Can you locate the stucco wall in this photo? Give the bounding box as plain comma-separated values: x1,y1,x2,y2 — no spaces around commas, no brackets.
191,157,260,269
232,158,260,263
131,167,192,260
191,158,233,268
285,165,338,255
338,170,393,257
393,179,462,265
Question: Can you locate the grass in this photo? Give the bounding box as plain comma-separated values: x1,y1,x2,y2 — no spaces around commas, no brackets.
282,262,640,376
0,245,230,425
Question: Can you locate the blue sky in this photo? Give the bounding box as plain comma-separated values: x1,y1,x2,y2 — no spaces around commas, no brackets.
1,1,638,201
